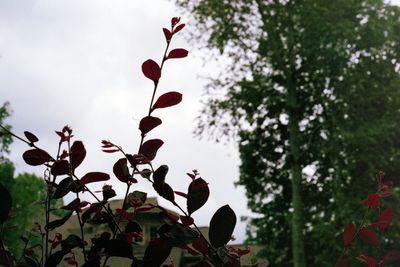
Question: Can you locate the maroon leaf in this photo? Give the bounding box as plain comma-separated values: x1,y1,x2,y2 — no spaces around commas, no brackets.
180,215,194,226
343,223,355,248
70,141,86,170
163,28,172,42
377,207,394,231
357,255,377,267
51,160,69,176
173,23,185,34
171,17,181,27
209,205,236,248
102,149,119,153
113,158,130,183
167,48,188,59
140,139,164,161
152,92,182,110
192,236,208,255
80,172,110,185
154,182,175,203
363,193,380,208
175,191,188,198
359,228,379,247
105,239,133,258
116,208,133,221
142,59,161,82
46,212,72,230
24,131,39,143
139,116,162,135
143,239,172,266
187,178,209,215
23,149,52,166
62,198,81,211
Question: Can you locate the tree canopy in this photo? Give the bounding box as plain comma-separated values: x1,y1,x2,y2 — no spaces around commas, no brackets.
176,0,400,265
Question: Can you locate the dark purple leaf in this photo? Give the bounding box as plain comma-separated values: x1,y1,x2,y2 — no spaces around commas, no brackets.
139,116,162,135
167,48,188,59
61,234,83,251
140,139,164,161
187,178,209,215
209,205,236,248
113,158,130,183
142,59,161,82
23,149,52,166
46,212,72,230
158,223,198,246
343,223,355,248
53,177,74,199
51,160,69,176
143,239,171,266
163,28,172,42
62,198,80,211
24,131,39,143
105,239,133,258
0,184,12,223
153,165,168,188
173,23,185,34
44,251,67,267
80,172,110,185
70,141,86,170
152,92,182,110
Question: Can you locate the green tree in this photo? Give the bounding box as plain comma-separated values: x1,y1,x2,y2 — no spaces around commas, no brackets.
176,0,400,265
0,102,12,159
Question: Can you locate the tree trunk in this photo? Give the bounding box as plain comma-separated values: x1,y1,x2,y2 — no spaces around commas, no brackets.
287,70,306,267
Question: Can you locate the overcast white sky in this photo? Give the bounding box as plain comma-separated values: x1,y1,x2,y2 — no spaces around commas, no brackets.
0,0,251,243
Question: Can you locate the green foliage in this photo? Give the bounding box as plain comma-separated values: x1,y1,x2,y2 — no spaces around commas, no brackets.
0,102,12,158
177,0,400,265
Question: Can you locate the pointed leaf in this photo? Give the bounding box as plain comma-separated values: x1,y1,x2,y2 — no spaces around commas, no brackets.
167,48,188,59
359,228,379,247
143,239,171,266
343,223,355,248
140,139,164,161
53,177,74,199
51,160,69,176
192,236,209,255
142,59,161,82
44,251,67,267
62,198,81,211
180,215,194,226
158,223,198,246
356,255,377,267
152,92,182,110
61,234,83,251
209,205,236,247
187,178,209,215
80,172,110,185
113,158,130,183
363,193,380,208
46,212,72,230
0,184,12,223
24,131,39,143
163,28,172,42
154,183,175,203
173,23,185,34
377,207,394,231
139,116,162,135
153,165,168,189
70,141,86,170
23,149,52,166
105,239,133,258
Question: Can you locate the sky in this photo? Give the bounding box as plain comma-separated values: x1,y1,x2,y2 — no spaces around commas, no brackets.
0,0,251,243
